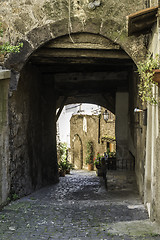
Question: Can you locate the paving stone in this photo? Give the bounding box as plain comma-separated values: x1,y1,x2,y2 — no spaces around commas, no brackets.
0,170,159,239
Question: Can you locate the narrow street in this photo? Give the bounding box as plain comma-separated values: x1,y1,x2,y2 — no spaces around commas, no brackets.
0,170,159,240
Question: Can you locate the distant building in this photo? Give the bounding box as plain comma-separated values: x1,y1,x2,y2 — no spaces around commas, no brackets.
70,107,116,169
57,103,101,147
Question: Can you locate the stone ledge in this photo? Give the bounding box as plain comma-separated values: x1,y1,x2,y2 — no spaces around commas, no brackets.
0,70,11,81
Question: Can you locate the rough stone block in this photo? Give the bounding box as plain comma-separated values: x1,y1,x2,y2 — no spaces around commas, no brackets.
50,19,68,38
70,17,84,33
83,18,102,34
26,25,52,48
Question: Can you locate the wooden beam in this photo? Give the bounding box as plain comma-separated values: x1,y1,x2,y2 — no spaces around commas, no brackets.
54,71,128,82
56,96,68,122
127,6,158,36
31,49,130,60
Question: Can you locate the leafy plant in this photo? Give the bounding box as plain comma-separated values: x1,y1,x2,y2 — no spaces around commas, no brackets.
137,54,159,105
57,142,68,162
12,193,19,201
85,141,94,164
57,141,73,175
0,22,23,54
7,193,19,202
58,160,73,172
108,151,116,158
93,152,102,166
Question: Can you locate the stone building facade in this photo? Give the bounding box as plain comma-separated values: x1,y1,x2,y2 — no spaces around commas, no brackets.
70,109,115,169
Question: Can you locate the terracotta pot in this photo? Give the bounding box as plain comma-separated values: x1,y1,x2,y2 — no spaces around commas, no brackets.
0,54,4,63
59,170,65,177
65,169,70,174
96,168,103,176
96,164,101,169
152,69,160,86
88,163,94,171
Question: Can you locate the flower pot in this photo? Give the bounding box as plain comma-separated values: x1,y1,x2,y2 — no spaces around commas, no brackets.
153,69,160,86
0,54,4,63
88,163,94,171
96,168,103,176
95,164,101,169
108,157,116,170
65,169,70,174
59,170,65,177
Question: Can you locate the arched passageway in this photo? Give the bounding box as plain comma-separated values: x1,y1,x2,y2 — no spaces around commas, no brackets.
8,32,137,197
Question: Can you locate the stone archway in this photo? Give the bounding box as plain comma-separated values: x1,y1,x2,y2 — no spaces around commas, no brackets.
5,17,146,73
6,30,138,197
72,134,83,169
1,0,159,224
2,14,145,199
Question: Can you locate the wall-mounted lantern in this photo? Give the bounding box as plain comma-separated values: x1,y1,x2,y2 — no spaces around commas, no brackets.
103,109,109,122
134,108,147,126
134,108,143,113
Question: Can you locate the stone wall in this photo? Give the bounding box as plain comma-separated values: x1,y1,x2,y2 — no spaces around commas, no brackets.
0,70,10,205
9,64,58,198
70,110,115,169
0,0,147,71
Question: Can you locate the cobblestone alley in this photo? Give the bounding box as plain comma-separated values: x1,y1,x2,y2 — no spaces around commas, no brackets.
0,170,159,240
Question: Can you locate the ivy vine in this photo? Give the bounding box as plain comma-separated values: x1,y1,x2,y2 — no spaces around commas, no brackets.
85,141,94,164
137,54,159,105
0,23,23,54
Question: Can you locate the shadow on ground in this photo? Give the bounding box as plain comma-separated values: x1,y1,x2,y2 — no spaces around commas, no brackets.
0,170,159,239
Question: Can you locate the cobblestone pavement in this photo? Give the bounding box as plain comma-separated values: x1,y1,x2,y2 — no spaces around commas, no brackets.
0,170,160,240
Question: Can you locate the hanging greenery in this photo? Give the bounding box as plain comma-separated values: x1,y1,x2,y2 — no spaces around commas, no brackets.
137,54,160,105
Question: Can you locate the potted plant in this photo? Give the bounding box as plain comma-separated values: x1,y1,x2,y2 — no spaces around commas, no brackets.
137,54,160,105
93,152,102,169
58,159,73,176
65,162,74,174
94,152,103,176
108,150,116,170
58,160,67,177
85,141,94,171
57,141,73,176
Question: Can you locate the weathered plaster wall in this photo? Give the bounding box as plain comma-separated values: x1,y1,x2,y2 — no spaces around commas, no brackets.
149,23,160,223
135,110,147,198
0,70,10,205
115,92,129,165
70,111,115,169
133,11,160,224
143,21,160,222
155,126,160,223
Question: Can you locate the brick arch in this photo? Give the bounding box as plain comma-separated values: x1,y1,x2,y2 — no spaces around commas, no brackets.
5,17,146,72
